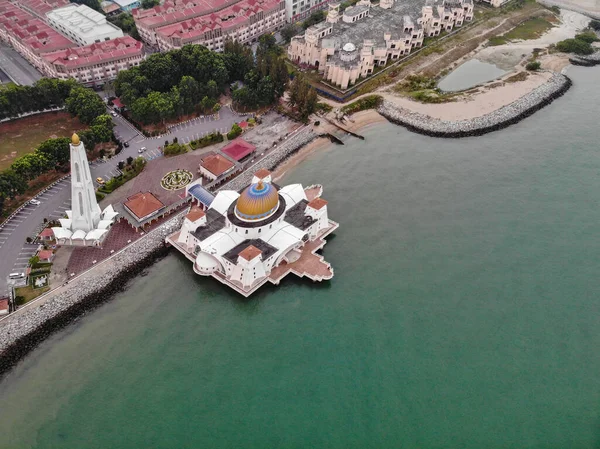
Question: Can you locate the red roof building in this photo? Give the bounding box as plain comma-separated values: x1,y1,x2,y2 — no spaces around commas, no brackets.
37,249,54,262
39,228,55,240
124,192,165,222
12,0,70,19
0,0,75,73
200,154,235,180
0,298,9,316
112,97,125,108
41,36,144,84
221,138,256,161
133,0,286,52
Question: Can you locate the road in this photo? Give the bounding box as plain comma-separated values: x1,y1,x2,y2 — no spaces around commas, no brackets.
0,105,251,297
0,43,43,86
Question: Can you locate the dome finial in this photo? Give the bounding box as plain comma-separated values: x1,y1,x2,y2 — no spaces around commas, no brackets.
71,133,80,145
257,179,264,190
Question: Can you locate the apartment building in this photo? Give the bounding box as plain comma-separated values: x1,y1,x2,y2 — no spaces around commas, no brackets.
133,0,285,51
41,35,144,84
0,0,75,73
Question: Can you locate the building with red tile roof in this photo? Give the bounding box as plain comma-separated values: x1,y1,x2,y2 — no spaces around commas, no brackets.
133,0,286,51
37,249,55,262
13,0,70,19
221,138,256,161
200,154,235,181
124,192,165,221
307,197,328,210
39,228,55,240
41,36,144,84
185,207,206,222
0,0,75,73
0,298,9,316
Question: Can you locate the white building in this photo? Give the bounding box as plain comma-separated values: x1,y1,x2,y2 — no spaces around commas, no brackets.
288,0,473,90
46,4,123,46
52,134,118,246
167,176,338,296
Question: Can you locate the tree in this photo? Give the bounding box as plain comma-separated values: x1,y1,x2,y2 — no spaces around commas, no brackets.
126,156,133,165
11,153,52,180
227,123,243,140
201,96,215,112
288,75,317,121
141,0,158,8
0,169,28,199
212,103,221,113
29,255,39,266
65,87,106,124
90,114,114,142
37,138,70,167
302,10,325,29
556,38,594,55
590,20,600,31
178,76,201,113
281,24,300,42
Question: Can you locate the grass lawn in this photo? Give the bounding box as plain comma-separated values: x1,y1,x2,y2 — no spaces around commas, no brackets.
14,285,50,305
0,111,86,171
488,16,555,46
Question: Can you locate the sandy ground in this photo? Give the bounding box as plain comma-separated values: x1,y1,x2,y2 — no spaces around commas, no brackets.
383,70,552,121
272,110,387,181
477,10,590,69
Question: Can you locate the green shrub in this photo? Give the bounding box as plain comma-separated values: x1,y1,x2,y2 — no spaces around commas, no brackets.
190,132,224,150
574,31,599,43
95,191,105,202
525,61,541,71
163,142,188,156
315,102,333,113
341,95,383,114
556,38,594,55
590,20,600,31
227,123,243,140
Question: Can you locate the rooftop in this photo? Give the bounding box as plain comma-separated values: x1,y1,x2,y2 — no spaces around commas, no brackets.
223,239,278,264
13,0,70,18
191,208,226,241
284,199,315,230
201,154,235,177
153,0,281,41
308,197,328,210
124,192,165,221
46,4,123,41
221,138,256,161
303,0,422,50
38,249,54,259
39,228,54,237
0,1,75,54
254,168,271,179
42,36,143,68
185,206,206,222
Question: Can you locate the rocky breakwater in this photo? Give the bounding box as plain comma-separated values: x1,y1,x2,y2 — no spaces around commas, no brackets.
220,127,318,191
0,215,183,377
378,73,572,138
570,51,600,67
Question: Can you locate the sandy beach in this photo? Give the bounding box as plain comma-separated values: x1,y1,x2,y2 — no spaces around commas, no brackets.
383,70,554,121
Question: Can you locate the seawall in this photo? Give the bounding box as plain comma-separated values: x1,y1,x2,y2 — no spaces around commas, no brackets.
0,216,183,378
570,51,600,67
378,73,572,138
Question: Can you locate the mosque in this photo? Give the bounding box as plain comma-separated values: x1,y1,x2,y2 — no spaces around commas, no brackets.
167,171,338,296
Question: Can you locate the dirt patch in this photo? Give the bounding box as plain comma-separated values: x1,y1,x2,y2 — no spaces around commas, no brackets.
0,112,86,171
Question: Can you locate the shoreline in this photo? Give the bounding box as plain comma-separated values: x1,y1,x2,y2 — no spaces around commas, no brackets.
378,72,573,138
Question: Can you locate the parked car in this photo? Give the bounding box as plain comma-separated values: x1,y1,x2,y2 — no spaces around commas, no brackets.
124,142,129,148
138,147,146,153
111,111,117,117
96,177,105,185
9,272,25,279
29,199,41,206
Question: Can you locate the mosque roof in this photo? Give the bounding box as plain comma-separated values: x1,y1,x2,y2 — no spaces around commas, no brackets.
308,197,328,210
222,239,278,264
254,168,271,179
238,245,262,261
235,181,279,221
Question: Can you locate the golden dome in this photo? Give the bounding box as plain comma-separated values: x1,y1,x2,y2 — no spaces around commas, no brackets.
71,133,80,145
235,181,279,221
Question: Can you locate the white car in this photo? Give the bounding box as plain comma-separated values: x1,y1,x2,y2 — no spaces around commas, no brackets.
138,147,146,153
29,199,41,206
111,111,118,117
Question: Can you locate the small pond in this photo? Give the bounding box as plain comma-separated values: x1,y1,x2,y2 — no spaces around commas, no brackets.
437,59,509,92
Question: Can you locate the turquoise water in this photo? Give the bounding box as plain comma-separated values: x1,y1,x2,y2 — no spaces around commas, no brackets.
438,58,508,92
1,67,600,449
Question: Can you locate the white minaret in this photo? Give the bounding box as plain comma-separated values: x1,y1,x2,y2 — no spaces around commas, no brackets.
69,133,101,232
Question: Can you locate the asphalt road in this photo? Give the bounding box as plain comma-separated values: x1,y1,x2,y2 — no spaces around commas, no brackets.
0,43,43,86
0,105,251,297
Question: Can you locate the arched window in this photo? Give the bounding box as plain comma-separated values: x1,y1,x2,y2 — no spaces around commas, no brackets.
75,162,81,182
78,192,84,216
